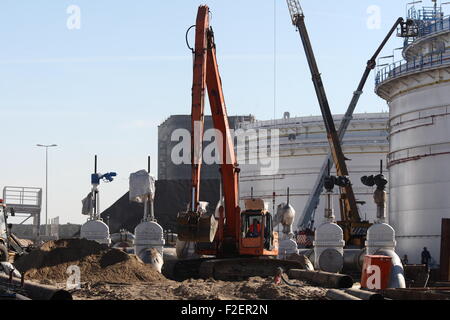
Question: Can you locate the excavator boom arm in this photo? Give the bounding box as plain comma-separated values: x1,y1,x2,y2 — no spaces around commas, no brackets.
187,5,240,247
190,6,209,210
205,28,240,242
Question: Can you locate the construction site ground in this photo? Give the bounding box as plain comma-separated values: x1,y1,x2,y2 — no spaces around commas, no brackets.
12,239,328,300
71,276,327,300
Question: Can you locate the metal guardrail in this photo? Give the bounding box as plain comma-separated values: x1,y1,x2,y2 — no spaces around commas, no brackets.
403,14,450,46
377,14,450,86
2,187,42,208
376,49,450,86
409,6,444,22
416,15,450,38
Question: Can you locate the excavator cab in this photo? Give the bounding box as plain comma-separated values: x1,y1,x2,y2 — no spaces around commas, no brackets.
239,199,278,256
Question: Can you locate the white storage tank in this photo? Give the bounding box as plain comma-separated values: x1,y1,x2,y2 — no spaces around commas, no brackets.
236,113,389,229
80,220,111,245
375,5,450,265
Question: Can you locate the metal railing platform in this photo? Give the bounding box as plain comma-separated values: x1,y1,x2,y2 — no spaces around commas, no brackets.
376,48,450,86
2,187,42,239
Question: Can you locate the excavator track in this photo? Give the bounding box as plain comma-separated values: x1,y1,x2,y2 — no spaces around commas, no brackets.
170,257,305,281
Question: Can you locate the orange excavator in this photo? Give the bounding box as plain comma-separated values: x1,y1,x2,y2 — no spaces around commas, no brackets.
175,5,300,280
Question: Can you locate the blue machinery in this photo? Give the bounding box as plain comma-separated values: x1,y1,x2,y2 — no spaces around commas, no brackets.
89,155,117,220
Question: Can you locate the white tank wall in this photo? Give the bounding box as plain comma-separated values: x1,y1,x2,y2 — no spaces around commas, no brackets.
376,26,450,265
387,84,450,265
237,114,389,231
240,154,388,228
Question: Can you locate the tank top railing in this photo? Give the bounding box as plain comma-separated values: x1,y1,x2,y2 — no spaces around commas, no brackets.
376,48,450,86
416,15,450,38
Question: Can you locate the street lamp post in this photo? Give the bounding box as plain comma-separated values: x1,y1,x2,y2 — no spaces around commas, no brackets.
36,144,58,236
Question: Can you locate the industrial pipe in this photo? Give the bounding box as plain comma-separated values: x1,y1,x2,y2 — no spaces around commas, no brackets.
299,248,366,273
299,248,405,289
343,249,365,273
326,289,361,300
0,275,72,300
345,288,384,300
0,290,32,300
298,249,314,260
375,249,406,289
13,293,31,300
110,231,135,246
288,269,354,288
286,253,314,270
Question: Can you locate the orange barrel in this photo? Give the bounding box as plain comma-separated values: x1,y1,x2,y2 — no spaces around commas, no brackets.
360,255,392,290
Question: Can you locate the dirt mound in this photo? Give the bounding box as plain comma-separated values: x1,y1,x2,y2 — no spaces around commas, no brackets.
167,277,327,301
238,281,289,300
14,239,166,285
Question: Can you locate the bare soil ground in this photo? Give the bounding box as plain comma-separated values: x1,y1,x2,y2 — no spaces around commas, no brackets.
14,240,327,300
72,277,327,300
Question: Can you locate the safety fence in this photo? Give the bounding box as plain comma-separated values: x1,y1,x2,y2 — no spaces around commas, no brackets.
376,48,450,85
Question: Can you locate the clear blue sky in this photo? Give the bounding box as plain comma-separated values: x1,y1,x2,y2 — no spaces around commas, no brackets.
0,0,437,224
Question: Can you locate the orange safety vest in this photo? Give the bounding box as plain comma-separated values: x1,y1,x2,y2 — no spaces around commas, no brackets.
249,223,261,234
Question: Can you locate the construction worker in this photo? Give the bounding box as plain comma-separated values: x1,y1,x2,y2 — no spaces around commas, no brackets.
402,254,409,265
421,247,432,268
248,219,261,238
274,267,283,285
